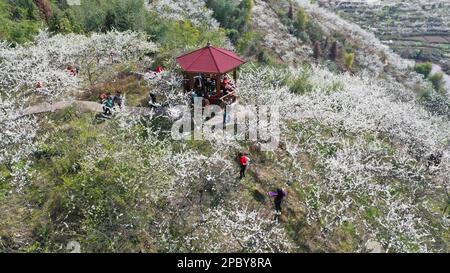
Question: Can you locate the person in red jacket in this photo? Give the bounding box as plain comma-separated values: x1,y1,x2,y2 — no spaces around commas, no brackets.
155,65,163,73
239,152,249,179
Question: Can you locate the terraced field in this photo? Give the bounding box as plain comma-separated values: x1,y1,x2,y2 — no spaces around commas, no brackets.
320,0,450,72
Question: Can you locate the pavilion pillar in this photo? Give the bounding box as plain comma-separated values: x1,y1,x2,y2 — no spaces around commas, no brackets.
189,73,194,91
216,74,221,96
233,69,237,83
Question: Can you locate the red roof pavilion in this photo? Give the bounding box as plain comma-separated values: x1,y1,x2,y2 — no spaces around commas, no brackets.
176,44,245,74
176,44,246,101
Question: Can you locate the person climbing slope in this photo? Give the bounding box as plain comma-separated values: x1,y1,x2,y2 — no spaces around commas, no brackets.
149,92,159,108
239,152,250,179
268,188,287,223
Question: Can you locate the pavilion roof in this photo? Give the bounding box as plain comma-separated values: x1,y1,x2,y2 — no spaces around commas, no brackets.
176,44,245,74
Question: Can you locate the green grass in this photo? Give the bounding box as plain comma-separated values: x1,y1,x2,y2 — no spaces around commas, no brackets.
3,109,166,251
287,71,313,95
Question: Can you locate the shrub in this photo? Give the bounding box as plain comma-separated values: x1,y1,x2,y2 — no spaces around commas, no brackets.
414,62,433,78
419,89,450,119
61,0,147,33
33,0,52,22
344,52,355,72
329,41,340,61
288,72,313,95
428,72,444,92
257,49,276,65
206,0,254,44
313,41,322,59
296,8,308,32
48,12,73,34
297,31,310,44
306,21,324,43
236,31,258,55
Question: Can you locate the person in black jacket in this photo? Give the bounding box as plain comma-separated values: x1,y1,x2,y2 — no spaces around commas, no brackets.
268,188,287,223
113,91,123,108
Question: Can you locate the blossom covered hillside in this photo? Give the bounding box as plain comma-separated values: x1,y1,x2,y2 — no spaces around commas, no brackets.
0,0,448,253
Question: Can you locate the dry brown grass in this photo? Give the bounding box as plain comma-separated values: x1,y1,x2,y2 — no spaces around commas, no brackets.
79,73,150,107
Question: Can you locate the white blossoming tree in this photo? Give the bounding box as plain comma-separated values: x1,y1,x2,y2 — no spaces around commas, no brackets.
236,65,449,252
0,30,158,192
0,30,158,101
157,205,292,253
0,97,37,191
145,0,220,29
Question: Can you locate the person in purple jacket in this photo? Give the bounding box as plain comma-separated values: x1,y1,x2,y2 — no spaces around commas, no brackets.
268,188,287,222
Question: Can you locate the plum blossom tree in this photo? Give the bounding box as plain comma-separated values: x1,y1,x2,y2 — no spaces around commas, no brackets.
143,70,188,109
235,64,449,252
145,0,220,29
0,97,37,166
0,96,37,191
0,30,158,101
0,37,79,100
0,30,158,192
157,204,292,252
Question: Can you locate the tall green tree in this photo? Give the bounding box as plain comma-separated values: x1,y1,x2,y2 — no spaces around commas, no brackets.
206,0,254,44
296,8,308,32
0,0,42,43
344,52,355,72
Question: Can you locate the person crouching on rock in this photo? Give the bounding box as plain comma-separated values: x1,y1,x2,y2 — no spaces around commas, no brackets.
102,93,114,116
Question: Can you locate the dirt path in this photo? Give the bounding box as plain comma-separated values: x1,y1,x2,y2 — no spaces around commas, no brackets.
19,100,311,126
18,100,167,118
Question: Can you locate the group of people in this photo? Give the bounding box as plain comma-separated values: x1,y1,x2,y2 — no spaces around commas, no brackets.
238,152,287,223
190,74,236,99
192,75,215,96
96,65,165,117
220,76,236,97
66,65,79,77
99,91,123,117
427,152,443,168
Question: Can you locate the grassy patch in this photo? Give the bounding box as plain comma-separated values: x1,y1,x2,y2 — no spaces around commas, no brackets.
80,74,149,107
287,71,313,95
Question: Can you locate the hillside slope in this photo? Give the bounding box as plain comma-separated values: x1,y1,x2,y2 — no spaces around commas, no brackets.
0,0,448,253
